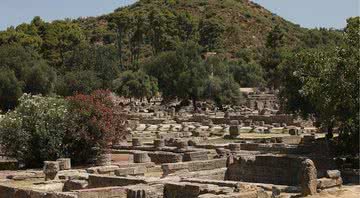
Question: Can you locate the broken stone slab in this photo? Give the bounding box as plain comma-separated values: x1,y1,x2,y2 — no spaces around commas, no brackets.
88,175,148,188
63,179,88,191
86,165,119,175
58,169,88,180
317,177,343,189
114,166,147,177
326,170,341,179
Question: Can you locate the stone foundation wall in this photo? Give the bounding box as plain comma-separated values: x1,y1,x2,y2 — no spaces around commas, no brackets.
225,155,304,185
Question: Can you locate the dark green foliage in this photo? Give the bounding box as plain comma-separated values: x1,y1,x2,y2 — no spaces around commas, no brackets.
113,70,158,100
230,61,265,87
145,41,241,107
56,70,103,96
0,68,23,112
279,17,359,155
0,45,41,79
63,44,120,88
23,64,56,95
199,18,224,51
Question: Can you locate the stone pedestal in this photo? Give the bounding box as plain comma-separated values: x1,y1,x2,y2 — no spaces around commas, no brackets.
228,143,241,151
57,158,71,170
132,138,142,147
43,161,59,181
175,140,188,150
96,153,112,166
229,126,241,138
154,139,165,148
134,152,151,163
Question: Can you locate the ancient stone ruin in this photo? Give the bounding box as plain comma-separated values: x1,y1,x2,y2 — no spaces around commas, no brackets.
0,91,356,198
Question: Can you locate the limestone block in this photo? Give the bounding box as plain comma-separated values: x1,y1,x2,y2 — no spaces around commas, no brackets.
326,170,341,179
183,151,209,162
134,152,151,163
63,180,88,191
132,138,142,147
317,177,343,189
228,144,241,151
154,139,165,148
57,158,71,170
229,126,241,137
96,153,112,166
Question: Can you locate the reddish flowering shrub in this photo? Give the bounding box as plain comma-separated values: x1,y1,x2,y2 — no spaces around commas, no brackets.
65,90,126,164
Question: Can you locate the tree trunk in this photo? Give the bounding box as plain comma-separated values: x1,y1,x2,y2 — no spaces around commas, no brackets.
326,123,334,139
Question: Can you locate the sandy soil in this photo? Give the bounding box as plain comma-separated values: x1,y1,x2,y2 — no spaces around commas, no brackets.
307,185,360,198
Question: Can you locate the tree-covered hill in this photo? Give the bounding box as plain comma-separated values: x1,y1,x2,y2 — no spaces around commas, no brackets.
0,0,346,111
80,0,307,60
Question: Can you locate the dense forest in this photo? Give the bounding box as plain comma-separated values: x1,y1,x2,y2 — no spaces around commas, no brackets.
0,0,358,156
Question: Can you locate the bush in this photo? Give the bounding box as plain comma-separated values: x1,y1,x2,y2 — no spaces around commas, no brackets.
0,94,68,167
0,90,127,167
65,90,126,164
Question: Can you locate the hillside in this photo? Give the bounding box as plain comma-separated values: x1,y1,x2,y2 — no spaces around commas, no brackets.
76,0,306,59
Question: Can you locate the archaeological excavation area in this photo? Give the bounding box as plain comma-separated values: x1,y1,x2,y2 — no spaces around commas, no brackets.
0,92,358,198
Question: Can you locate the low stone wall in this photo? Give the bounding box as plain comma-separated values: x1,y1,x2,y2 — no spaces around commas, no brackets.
88,175,148,188
225,155,304,185
0,160,18,170
148,151,183,164
73,187,127,198
162,159,227,177
0,185,77,198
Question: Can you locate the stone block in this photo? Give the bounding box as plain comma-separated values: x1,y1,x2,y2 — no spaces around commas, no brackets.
63,180,88,191
132,138,142,147
183,151,209,161
57,158,71,170
154,139,165,148
229,126,241,137
133,152,151,163
326,170,341,179
228,144,241,151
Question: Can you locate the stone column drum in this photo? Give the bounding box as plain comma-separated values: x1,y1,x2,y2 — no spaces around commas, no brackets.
134,152,151,163
154,139,165,148
132,138,142,147
43,161,60,181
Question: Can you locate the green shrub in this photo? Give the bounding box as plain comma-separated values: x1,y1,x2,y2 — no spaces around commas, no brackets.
0,94,68,167
0,91,127,167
